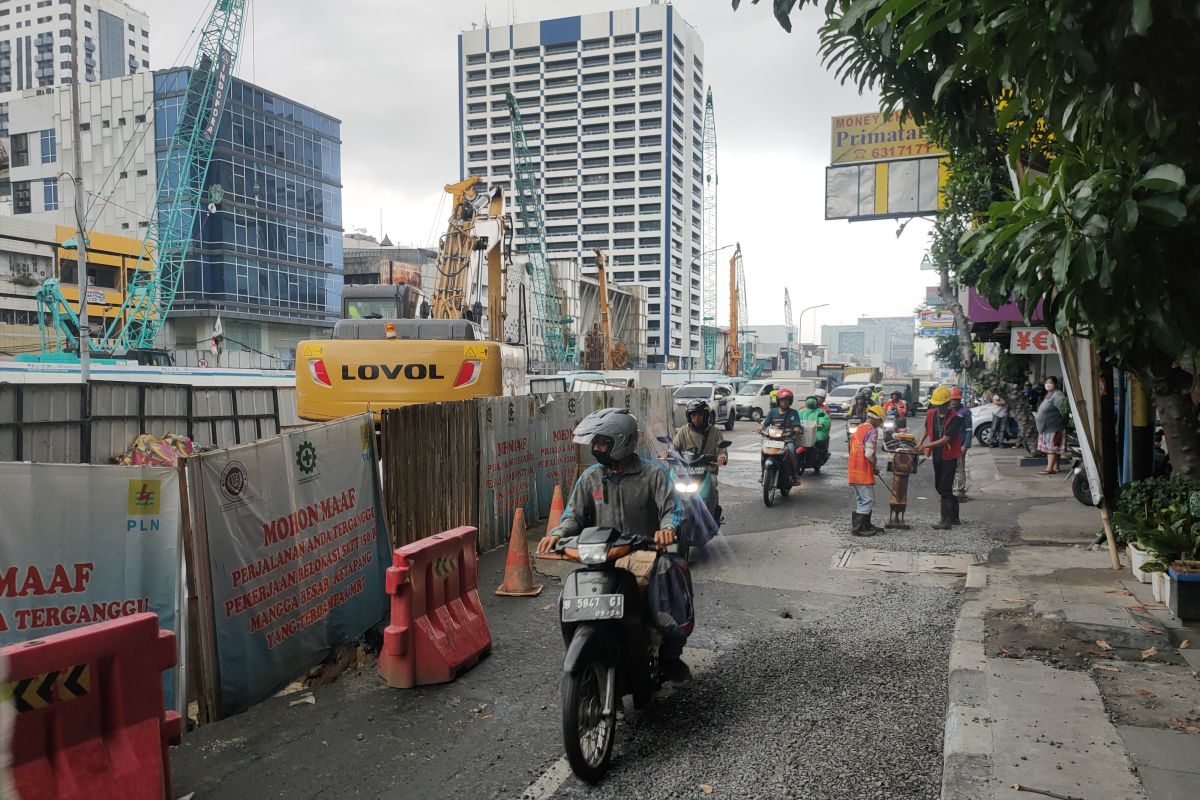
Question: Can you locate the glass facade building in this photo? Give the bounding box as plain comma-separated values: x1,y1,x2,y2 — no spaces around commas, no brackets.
154,69,343,325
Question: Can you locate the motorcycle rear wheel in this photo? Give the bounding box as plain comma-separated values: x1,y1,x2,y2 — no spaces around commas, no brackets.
562,664,615,785
1072,470,1094,506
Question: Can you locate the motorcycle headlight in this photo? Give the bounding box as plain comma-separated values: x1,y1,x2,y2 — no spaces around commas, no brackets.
674,481,699,494
577,543,610,565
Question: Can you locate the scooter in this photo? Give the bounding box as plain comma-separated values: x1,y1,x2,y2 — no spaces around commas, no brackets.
760,422,797,507
657,437,728,560
795,438,830,475
553,527,663,784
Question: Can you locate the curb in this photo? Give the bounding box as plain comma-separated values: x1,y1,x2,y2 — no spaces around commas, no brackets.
941,570,997,800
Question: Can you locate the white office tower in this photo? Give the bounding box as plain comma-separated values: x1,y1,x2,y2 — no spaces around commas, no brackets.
0,0,150,137
458,3,705,368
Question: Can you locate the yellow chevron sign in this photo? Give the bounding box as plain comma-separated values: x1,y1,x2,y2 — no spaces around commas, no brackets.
1,663,91,713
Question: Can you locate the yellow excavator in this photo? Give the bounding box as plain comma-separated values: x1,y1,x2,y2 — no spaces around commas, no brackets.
295,177,527,422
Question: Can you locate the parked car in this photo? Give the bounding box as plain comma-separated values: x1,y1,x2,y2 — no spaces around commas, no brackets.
673,382,736,430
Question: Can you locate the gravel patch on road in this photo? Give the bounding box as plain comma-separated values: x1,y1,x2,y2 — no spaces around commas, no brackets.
554,582,961,800
849,515,998,556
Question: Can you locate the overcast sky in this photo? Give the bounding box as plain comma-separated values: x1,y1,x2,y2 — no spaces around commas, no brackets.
138,0,937,340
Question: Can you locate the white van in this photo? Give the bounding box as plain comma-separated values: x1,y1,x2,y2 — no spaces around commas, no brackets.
733,378,819,422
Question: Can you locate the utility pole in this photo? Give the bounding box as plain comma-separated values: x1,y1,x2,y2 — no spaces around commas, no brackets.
70,0,89,382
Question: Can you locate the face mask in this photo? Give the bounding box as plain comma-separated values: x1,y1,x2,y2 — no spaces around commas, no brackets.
592,446,615,467
806,400,817,409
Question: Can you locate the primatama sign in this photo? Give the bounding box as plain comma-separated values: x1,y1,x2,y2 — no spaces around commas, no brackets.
1010,327,1059,355
831,112,948,165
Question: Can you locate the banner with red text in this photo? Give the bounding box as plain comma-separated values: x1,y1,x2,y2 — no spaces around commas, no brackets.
189,413,389,718
0,463,182,704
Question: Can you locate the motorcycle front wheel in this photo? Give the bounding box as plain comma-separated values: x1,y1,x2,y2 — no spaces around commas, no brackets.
562,664,615,784
1072,470,1094,507
762,463,777,507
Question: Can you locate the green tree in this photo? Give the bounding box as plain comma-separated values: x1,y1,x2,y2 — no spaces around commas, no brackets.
734,0,1200,477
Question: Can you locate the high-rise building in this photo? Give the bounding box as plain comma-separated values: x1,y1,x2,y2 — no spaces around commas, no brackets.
0,68,343,368
0,0,151,137
457,3,706,367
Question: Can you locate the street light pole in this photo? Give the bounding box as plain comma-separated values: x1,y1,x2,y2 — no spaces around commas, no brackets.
796,303,828,369
70,0,89,382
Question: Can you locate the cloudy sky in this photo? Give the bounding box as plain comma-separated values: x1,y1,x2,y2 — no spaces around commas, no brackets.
138,0,936,339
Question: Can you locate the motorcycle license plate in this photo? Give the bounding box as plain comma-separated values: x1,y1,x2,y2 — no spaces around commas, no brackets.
686,466,707,475
764,444,785,455
562,593,625,622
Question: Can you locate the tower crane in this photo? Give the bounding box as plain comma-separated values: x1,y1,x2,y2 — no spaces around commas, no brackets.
700,88,719,370
33,0,247,359
783,288,794,370
506,90,571,369
727,244,742,378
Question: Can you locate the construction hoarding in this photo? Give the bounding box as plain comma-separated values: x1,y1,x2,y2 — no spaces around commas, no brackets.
0,463,182,704
188,414,390,718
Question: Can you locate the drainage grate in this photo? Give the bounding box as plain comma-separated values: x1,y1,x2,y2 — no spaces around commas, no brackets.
832,549,984,577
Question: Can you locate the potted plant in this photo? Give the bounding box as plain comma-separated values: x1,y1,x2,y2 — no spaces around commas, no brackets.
1126,492,1200,617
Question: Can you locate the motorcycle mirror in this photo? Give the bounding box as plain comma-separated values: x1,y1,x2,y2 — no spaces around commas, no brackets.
656,436,671,444
718,440,732,448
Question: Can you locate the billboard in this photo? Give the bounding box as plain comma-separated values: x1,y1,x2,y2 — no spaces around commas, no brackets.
831,112,948,165
917,309,957,338
1010,327,1059,355
825,157,948,221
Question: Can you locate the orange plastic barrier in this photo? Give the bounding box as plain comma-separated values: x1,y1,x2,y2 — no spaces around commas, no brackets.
1,612,182,800
378,526,492,688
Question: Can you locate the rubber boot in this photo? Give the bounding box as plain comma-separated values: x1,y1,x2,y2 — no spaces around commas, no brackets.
851,512,863,534
862,512,884,533
931,496,953,530
852,512,876,537
950,496,962,526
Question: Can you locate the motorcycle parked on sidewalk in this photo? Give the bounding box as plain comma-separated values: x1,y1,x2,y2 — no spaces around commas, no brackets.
552,527,665,783
760,422,796,507
657,437,729,560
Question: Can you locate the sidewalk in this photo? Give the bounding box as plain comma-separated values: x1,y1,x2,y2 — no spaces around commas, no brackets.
943,448,1200,800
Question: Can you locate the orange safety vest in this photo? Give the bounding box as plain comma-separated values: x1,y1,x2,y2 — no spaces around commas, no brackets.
848,422,876,485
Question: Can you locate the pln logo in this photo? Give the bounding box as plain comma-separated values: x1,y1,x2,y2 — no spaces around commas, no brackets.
127,479,162,533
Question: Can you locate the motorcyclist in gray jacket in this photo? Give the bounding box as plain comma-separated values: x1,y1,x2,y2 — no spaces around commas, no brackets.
536,408,688,676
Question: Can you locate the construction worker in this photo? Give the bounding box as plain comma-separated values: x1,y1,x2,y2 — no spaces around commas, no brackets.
952,388,972,504
796,393,832,462
917,387,963,530
671,399,729,518
848,405,885,535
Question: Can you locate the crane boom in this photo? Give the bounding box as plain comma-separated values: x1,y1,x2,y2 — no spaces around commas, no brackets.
111,0,247,352
29,0,246,358
506,90,570,368
701,88,718,370
727,243,741,377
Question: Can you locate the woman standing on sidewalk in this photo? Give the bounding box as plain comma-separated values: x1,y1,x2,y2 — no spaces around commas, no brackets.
1036,376,1070,474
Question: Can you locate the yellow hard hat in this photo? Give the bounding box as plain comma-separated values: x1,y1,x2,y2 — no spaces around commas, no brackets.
866,405,885,420
929,387,952,406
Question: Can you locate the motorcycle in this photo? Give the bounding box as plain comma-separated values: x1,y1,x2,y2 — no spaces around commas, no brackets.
795,439,830,475
760,422,797,507
657,437,729,560
553,527,663,783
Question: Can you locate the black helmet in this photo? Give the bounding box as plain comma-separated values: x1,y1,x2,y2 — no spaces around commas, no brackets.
686,399,711,429
891,390,902,399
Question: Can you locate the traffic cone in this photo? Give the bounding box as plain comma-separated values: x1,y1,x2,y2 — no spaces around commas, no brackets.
538,485,568,561
495,507,544,597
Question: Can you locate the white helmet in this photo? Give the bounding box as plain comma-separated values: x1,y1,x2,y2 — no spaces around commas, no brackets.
814,388,827,400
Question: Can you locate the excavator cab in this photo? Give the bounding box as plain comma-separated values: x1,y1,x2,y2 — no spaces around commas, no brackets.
342,284,421,321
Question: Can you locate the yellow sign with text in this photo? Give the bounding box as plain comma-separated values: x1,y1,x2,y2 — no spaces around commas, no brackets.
831,112,947,166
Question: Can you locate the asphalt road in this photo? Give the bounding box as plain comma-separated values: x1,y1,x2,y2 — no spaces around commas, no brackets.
174,418,1012,800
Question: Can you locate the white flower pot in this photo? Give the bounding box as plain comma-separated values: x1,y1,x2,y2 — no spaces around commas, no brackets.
1151,570,1166,603
1128,543,1153,584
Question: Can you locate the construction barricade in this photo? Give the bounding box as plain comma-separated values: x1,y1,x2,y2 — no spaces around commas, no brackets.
378,526,492,688
1,612,182,800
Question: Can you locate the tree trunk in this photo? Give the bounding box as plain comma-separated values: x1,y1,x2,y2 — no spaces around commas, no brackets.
1150,388,1200,481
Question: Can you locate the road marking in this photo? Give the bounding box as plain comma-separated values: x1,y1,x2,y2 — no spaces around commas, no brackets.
521,758,572,800
518,647,718,798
